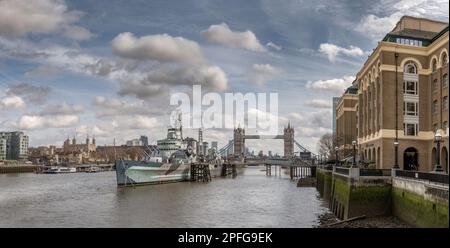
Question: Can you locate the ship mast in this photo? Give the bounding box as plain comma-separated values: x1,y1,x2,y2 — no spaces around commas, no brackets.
178,112,183,141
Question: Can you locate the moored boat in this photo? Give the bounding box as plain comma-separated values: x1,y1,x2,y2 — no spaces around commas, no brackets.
42,167,77,174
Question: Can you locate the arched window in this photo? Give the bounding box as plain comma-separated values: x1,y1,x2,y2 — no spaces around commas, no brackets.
444,74,448,88
433,79,438,92
441,52,448,66
432,58,437,72
404,62,417,74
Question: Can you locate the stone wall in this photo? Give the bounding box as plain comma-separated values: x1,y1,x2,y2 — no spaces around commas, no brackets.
316,167,449,227
316,168,333,203
392,176,449,227
330,172,391,219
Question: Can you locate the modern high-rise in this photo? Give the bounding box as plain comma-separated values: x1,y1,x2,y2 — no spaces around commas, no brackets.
355,16,448,172
0,138,6,160
126,139,141,146
0,131,29,160
140,135,149,146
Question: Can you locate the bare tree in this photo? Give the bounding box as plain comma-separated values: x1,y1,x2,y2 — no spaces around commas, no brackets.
317,133,335,160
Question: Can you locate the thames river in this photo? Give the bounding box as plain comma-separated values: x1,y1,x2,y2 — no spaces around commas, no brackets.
0,166,329,227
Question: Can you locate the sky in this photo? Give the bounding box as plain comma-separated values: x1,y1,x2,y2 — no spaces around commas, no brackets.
0,0,449,154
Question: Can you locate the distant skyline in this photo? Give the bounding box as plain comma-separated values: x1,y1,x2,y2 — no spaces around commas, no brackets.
0,0,449,153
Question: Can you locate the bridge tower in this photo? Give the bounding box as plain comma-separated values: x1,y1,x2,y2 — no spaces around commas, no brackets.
284,122,294,157
233,126,245,158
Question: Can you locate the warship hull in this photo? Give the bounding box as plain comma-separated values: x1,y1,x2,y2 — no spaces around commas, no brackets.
115,160,224,187
115,160,190,187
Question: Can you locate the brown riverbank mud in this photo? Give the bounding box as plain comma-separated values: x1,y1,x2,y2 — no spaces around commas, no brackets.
316,212,411,228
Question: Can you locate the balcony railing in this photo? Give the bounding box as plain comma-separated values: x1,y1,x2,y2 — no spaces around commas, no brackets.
360,169,392,177
395,170,449,184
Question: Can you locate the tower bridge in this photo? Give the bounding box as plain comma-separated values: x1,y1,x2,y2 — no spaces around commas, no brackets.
218,123,317,163
214,124,318,181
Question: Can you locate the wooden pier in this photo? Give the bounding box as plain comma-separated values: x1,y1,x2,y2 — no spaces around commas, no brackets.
221,163,237,178
264,164,282,176
190,163,211,182
264,163,317,181
289,166,316,180
0,165,42,174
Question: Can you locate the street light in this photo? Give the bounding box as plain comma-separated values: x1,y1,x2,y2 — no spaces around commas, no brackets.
434,130,443,172
394,52,399,169
352,140,357,167
335,146,339,167
393,141,400,169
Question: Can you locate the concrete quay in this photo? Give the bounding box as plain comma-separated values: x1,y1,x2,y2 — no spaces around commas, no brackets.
316,166,449,228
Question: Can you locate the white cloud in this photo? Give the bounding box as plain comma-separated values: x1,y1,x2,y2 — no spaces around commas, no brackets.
6,82,52,104
93,96,166,117
266,42,282,51
40,102,84,115
248,64,280,85
0,0,94,40
86,115,162,138
305,99,332,109
111,32,204,64
306,76,355,93
356,0,449,42
19,114,79,130
355,13,402,42
319,43,365,62
131,115,160,130
0,96,26,109
202,23,266,52
0,38,112,79
288,111,332,138
109,32,228,97
118,64,228,99
0,36,228,100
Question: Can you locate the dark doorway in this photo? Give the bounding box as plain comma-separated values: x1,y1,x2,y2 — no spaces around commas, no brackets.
441,147,448,173
404,147,418,170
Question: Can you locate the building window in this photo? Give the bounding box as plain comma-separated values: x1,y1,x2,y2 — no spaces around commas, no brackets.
433,123,438,132
396,38,423,47
442,53,448,66
433,79,438,92
404,62,417,74
403,101,418,116
443,74,448,88
403,81,417,95
444,96,449,111
432,59,438,72
404,123,418,136
443,121,448,134
433,100,438,114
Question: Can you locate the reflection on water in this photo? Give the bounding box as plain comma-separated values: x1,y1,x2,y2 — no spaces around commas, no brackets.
0,166,328,227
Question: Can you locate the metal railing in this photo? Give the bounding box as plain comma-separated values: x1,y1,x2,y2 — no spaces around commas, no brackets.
395,170,449,184
334,167,349,175
317,164,333,170
360,169,392,177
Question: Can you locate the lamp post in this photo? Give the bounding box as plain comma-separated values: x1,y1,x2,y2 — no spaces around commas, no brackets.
335,146,339,167
352,140,357,167
393,141,399,169
434,130,443,172
394,52,400,169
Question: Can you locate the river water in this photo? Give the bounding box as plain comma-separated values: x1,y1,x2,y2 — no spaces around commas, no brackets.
0,166,329,227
